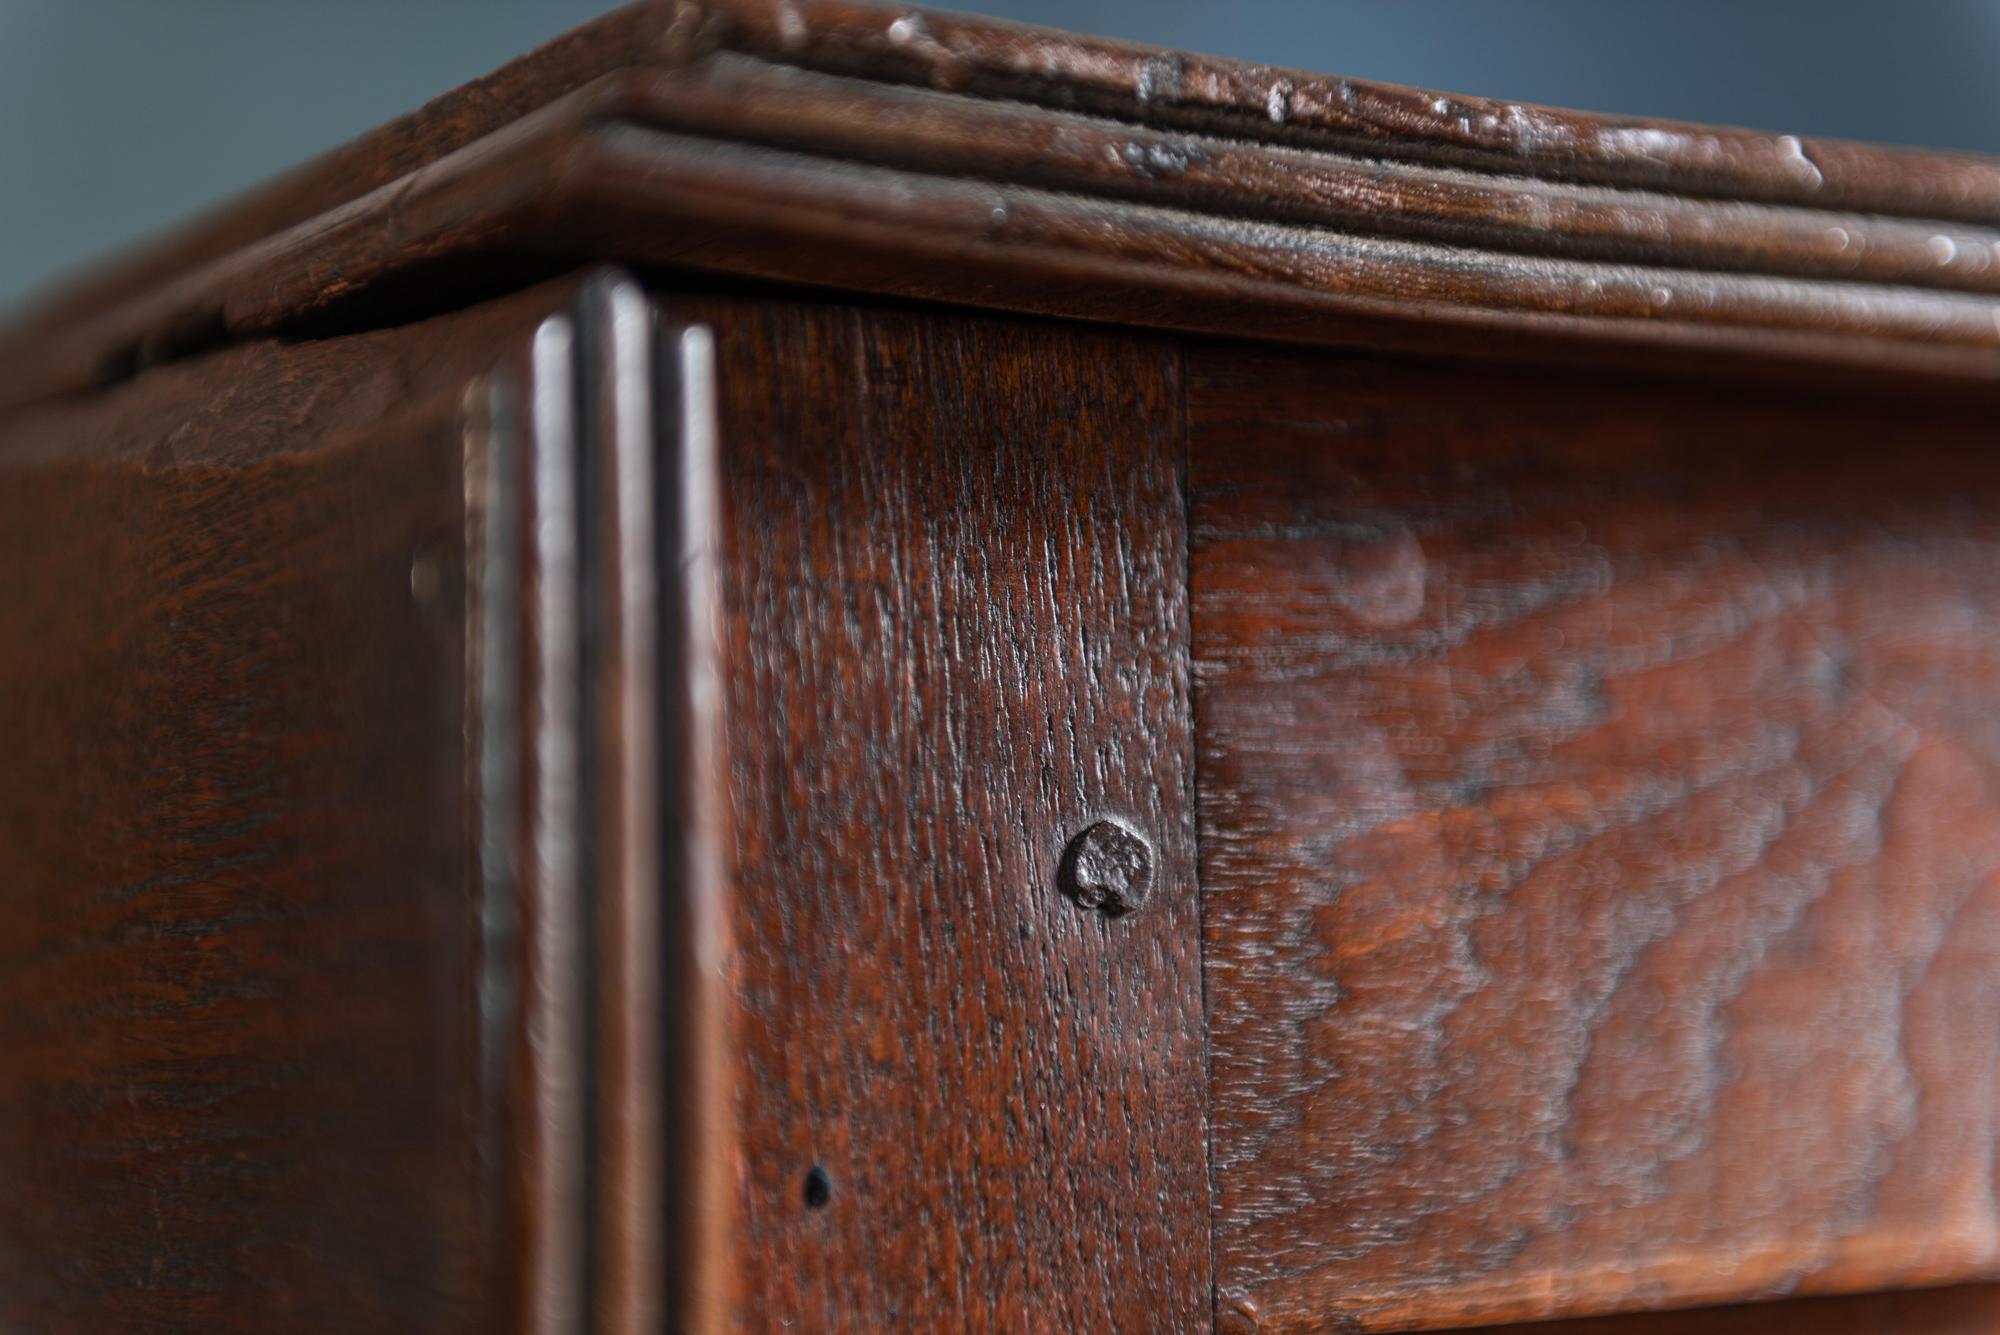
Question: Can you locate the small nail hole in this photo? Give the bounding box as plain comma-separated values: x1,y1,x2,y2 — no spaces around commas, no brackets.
802,1165,832,1210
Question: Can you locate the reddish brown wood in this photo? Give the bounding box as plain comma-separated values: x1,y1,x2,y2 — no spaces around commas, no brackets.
1494,1282,2000,1335
713,0,2000,223
0,301,539,1333
23,0,2000,347
0,274,726,1335
467,273,733,1335
584,280,667,1335
7,3,2000,1330
1191,343,2000,1332
608,56,2000,295
686,295,1210,1330
9,3,675,342
9,2,2000,411
646,315,733,1335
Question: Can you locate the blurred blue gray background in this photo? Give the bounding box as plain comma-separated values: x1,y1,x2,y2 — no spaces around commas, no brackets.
4,0,1999,312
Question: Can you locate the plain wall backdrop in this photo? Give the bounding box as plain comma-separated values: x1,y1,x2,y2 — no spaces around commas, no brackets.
4,0,1999,312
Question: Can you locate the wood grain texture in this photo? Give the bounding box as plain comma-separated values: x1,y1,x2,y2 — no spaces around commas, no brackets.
21,0,2000,341
646,314,732,1335
1493,1282,2000,1335
712,0,2000,224
685,295,1210,1330
605,56,2000,296
1190,343,2000,1332
11,2,2000,409
470,272,731,1335
0,273,708,1335
0,302,543,1333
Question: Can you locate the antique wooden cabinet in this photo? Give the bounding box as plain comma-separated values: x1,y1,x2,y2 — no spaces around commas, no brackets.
4,2,2000,1331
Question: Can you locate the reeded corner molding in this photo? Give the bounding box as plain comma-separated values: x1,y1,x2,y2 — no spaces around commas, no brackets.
463,272,730,1335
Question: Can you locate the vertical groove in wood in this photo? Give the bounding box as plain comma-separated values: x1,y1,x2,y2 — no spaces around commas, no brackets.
654,319,734,1335
1177,335,1230,1335
586,278,664,1335
512,314,591,1335
582,276,735,1335
0,276,718,1335
479,275,732,1335
0,313,518,1334
687,297,1210,1330
466,368,525,1332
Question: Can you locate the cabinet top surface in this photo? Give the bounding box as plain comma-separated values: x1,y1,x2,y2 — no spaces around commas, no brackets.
6,0,2000,409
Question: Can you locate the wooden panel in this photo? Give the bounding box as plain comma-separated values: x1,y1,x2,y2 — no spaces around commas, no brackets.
690,297,1209,1330
0,273,713,1335
1190,343,2000,1331
0,309,515,1333
1495,1282,2000,1335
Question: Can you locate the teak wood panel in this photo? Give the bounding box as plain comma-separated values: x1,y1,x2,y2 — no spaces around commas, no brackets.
1190,344,2000,1332
685,296,1212,1330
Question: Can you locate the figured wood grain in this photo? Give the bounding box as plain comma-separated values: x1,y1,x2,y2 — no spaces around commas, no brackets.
11,2,2000,410
683,296,1210,1330
1190,344,2000,1332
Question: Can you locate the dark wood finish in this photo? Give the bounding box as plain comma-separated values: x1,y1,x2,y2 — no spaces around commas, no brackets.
596,56,2000,295
0,295,548,1334
468,274,730,1335
24,0,2000,341
689,295,1211,1330
647,316,733,1335
1191,343,2000,1331
10,2,2000,411
0,275,721,1334
9,3,2000,1332
711,0,2000,222
1495,1283,2000,1335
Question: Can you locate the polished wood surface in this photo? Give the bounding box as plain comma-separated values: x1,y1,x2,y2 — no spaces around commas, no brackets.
1191,342,2000,1331
465,274,730,1335
690,296,1211,1329
0,276,722,1334
25,0,2000,339
6,2,2000,1332
0,296,534,1333
1496,1283,2000,1335
10,1,2000,411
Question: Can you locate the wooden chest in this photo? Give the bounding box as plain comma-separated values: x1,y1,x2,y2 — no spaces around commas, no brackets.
4,3,1999,1331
